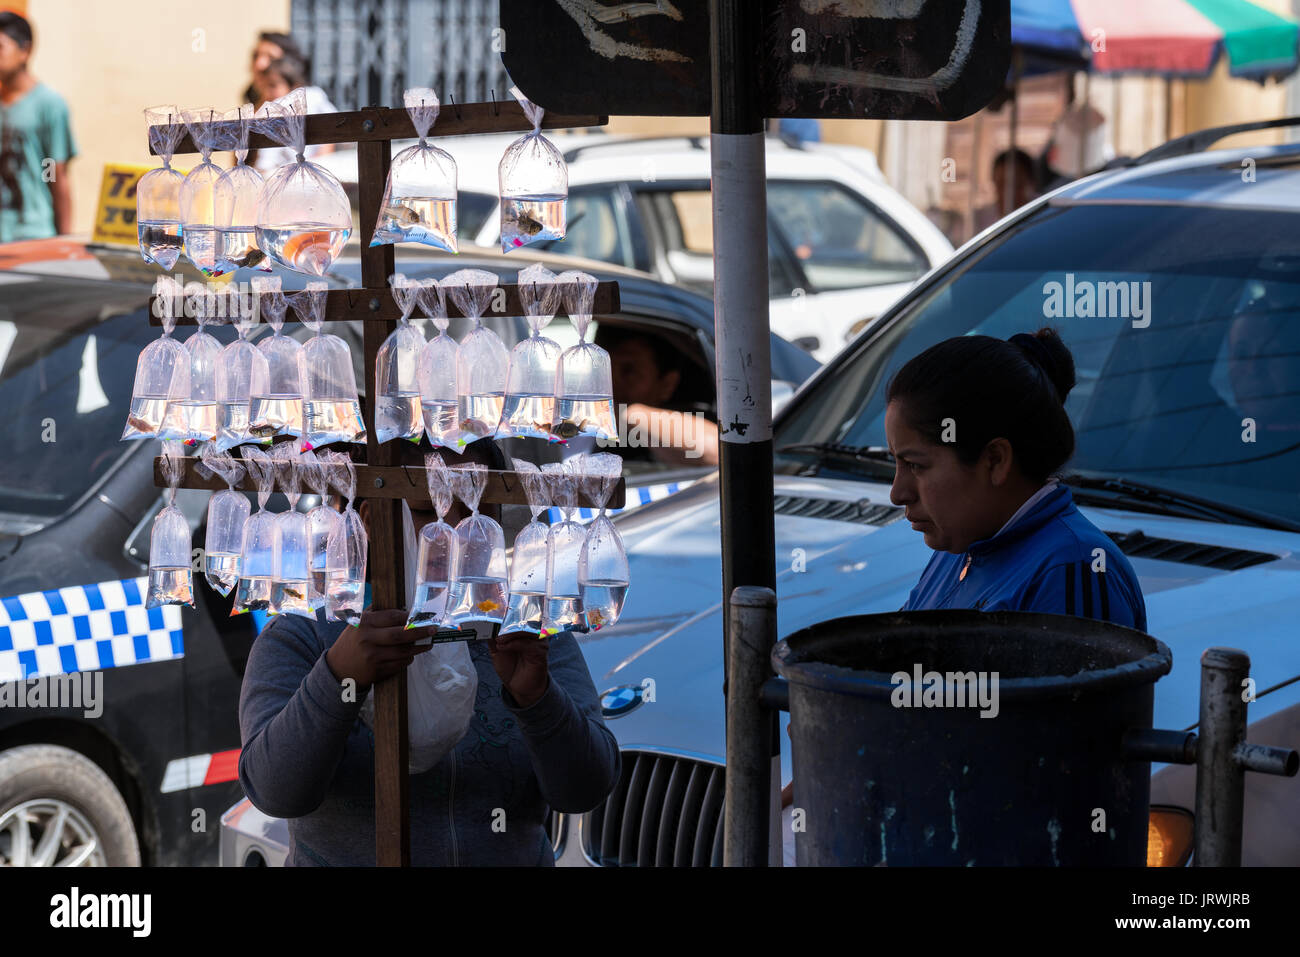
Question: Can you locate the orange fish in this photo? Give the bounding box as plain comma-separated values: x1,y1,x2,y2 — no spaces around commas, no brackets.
476,599,500,613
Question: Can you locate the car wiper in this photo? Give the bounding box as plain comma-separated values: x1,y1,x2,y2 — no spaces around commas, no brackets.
1061,472,1300,534
775,442,896,474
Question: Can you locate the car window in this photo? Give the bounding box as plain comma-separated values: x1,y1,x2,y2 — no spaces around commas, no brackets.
767,181,929,291
776,203,1300,524
0,281,196,517
460,192,496,239
536,187,638,268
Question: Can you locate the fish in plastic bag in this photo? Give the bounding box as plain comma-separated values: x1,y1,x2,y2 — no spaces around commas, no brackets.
371,88,458,253
499,87,567,253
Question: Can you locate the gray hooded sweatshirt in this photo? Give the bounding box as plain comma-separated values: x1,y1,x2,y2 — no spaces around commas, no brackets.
238,612,620,866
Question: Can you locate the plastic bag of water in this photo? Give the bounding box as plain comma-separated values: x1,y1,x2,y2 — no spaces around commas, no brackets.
540,461,587,637
233,447,279,615
138,106,186,270
252,89,352,276
416,278,461,449
325,452,368,625
554,270,616,443
375,274,428,444
146,444,195,609
292,281,366,447
215,287,270,451
497,264,563,441
179,108,237,277
578,453,629,631
301,449,343,612
270,442,314,618
122,277,190,441
443,269,509,449
406,452,459,629
499,87,567,253
248,276,304,440
158,283,222,444
214,104,270,273
500,459,550,636
445,463,508,626
371,88,458,253
196,444,249,598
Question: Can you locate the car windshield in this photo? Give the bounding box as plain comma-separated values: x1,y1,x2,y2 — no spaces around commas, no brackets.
0,275,162,517
776,203,1300,525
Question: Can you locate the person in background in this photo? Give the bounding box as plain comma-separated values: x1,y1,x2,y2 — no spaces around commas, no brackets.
973,148,1037,233
595,326,719,468
0,11,73,241
244,30,336,172
244,31,308,106
238,437,620,866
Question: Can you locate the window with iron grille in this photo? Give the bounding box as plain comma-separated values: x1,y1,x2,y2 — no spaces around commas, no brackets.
291,0,511,111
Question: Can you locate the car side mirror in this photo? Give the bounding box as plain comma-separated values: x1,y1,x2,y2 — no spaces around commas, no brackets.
792,336,819,354
123,493,165,570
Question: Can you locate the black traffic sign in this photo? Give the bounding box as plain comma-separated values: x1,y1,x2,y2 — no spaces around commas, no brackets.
500,0,1010,121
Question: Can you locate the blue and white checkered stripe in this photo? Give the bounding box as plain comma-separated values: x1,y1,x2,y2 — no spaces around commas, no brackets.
544,479,696,524
0,577,184,682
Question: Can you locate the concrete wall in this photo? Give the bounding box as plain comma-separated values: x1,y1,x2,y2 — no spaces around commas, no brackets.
24,0,291,236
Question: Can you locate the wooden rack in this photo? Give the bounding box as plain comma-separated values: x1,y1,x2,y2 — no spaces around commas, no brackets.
148,101,615,866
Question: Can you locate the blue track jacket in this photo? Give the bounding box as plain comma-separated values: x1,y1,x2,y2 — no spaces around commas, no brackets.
902,484,1148,632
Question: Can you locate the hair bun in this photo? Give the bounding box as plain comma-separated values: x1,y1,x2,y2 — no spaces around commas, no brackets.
1010,328,1075,402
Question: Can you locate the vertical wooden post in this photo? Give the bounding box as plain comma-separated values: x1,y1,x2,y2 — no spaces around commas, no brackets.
357,137,409,866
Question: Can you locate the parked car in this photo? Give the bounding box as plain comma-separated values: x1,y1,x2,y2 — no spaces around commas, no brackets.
317,133,955,363
545,129,1300,866
0,234,814,868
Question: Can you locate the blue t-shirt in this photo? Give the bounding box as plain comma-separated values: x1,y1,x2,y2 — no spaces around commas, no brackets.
0,82,76,242
903,484,1148,632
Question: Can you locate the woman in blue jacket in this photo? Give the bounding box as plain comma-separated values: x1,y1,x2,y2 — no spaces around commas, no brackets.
886,328,1147,631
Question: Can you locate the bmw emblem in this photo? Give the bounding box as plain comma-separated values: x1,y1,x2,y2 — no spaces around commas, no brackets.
600,684,644,719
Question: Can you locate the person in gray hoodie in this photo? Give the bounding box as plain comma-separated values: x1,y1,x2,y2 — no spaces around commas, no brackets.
237,438,621,865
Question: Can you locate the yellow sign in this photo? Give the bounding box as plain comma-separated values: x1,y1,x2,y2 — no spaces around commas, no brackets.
91,163,152,246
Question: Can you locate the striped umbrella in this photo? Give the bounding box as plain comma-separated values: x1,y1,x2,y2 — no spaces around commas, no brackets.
1012,0,1300,81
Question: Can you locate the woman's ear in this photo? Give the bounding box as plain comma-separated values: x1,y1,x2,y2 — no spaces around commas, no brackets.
983,437,1016,486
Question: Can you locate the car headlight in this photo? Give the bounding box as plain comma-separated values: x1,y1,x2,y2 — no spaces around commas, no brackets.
1147,807,1194,866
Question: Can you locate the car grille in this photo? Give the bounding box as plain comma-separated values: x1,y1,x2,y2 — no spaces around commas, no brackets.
580,750,725,866
774,495,902,527
1104,530,1279,571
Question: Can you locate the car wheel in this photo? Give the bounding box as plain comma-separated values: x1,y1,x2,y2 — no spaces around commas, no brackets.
0,745,140,866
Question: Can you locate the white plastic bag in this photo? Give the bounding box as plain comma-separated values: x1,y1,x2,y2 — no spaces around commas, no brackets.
359,639,478,774
371,88,458,253
499,87,567,253
375,273,427,444
497,264,562,441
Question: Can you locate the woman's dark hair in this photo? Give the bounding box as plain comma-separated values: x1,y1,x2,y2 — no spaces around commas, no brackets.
886,327,1077,483
0,12,33,50
263,54,309,92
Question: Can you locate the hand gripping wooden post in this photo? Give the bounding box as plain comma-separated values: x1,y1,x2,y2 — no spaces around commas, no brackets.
147,100,622,866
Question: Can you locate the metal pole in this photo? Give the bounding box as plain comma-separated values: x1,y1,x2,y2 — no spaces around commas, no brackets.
724,587,778,866
1194,647,1249,867
710,0,777,867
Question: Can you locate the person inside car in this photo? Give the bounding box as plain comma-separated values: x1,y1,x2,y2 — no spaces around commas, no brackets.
886,327,1146,628
595,326,719,468
237,437,620,866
